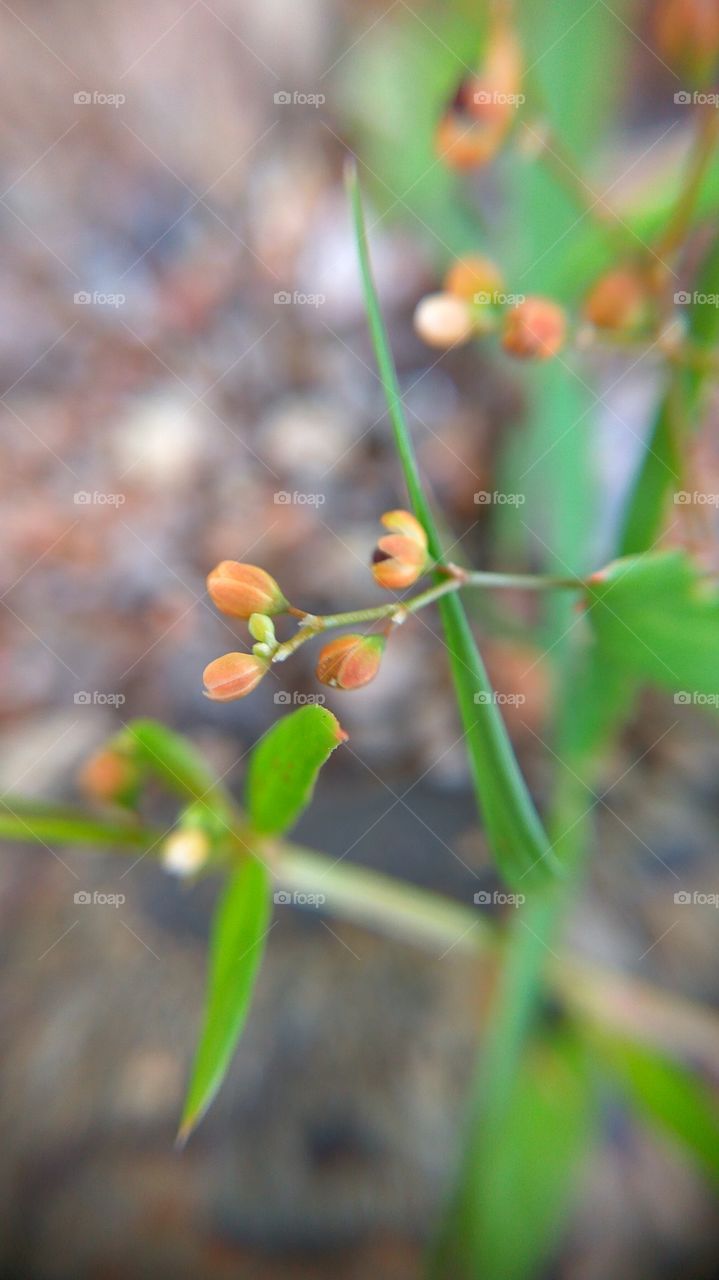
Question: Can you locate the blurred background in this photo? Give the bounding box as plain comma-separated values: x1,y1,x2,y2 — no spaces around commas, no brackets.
0,1,718,1276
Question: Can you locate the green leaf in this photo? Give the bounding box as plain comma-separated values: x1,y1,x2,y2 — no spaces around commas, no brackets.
179,856,271,1141
122,719,228,813
245,705,346,837
594,1033,719,1184
0,797,158,848
586,551,719,702
347,162,558,887
434,1033,594,1280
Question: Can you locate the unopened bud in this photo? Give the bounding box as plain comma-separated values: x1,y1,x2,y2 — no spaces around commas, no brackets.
203,651,268,702
583,267,650,331
372,510,430,590
248,613,277,646
653,0,719,82
207,561,288,619
316,634,385,691
162,828,210,877
443,255,505,303
79,746,139,807
501,297,566,360
413,292,476,349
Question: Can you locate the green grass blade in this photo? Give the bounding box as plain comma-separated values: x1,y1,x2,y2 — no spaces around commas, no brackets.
347,161,557,886
179,856,271,1141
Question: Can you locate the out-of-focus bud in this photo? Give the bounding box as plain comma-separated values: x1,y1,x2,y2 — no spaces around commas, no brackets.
162,827,210,877
79,746,139,808
203,652,268,701
501,297,567,360
653,0,719,82
583,267,650,331
444,255,505,303
436,20,523,170
316,634,385,691
207,561,288,619
413,292,476,349
372,510,430,589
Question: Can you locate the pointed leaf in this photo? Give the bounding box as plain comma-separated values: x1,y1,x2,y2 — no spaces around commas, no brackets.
586,552,719,703
246,705,346,837
179,856,271,1140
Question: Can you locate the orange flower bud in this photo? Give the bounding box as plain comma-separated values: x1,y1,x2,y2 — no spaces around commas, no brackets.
501,297,566,360
207,561,288,619
79,746,139,807
203,651,268,701
413,292,476,349
316,634,385,691
653,0,719,81
372,510,430,589
583,267,650,331
436,21,522,170
443,255,505,303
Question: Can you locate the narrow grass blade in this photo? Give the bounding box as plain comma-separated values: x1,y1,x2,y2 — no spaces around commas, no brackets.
347,161,557,886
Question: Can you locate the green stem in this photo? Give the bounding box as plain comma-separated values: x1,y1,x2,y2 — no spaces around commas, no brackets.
273,570,584,663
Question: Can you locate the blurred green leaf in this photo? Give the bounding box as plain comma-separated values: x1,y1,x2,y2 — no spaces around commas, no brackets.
348,162,558,887
179,856,271,1141
0,798,158,848
586,551,719,701
123,719,228,813
434,1032,595,1280
595,1034,719,1183
246,705,346,837
620,229,719,554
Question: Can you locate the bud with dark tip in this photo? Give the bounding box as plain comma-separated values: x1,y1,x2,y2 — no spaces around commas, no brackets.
501,297,566,360
316,634,385,691
371,510,430,589
435,20,522,170
207,561,288,619
653,0,719,82
583,267,650,332
203,651,268,701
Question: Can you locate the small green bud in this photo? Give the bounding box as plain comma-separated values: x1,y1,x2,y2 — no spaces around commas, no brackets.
249,613,276,646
